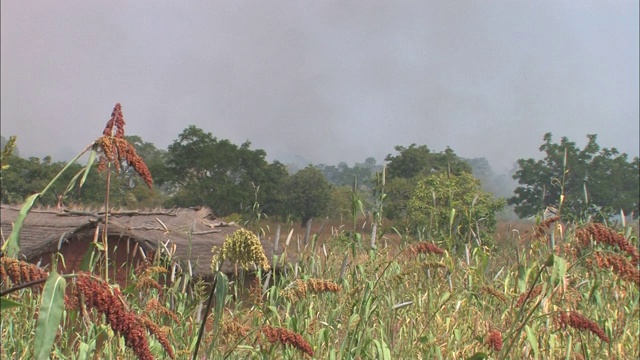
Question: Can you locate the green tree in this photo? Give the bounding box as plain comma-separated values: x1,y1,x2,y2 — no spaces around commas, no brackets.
0,152,161,208
328,185,372,221
1,155,69,205
383,144,472,220
386,144,471,180
258,160,290,219
384,177,414,221
125,135,170,188
286,165,332,226
508,133,639,220
317,157,380,188
164,125,280,217
408,172,505,247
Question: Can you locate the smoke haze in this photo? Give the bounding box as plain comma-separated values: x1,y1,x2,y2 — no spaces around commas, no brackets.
2,1,638,173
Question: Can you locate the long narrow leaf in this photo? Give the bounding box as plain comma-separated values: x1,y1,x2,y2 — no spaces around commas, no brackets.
79,148,97,190
39,142,94,196
213,272,229,331
2,193,40,257
60,168,85,201
0,297,25,310
34,271,67,360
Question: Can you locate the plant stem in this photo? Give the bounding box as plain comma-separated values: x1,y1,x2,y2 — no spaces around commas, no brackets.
193,274,218,360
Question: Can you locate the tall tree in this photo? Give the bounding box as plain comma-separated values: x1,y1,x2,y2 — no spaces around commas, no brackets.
386,145,471,180
316,157,379,188
286,165,332,226
383,144,472,220
164,125,279,217
259,160,289,219
509,133,639,220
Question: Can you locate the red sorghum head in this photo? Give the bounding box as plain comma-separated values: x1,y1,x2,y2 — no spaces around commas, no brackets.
261,325,314,357
556,310,609,343
486,329,503,351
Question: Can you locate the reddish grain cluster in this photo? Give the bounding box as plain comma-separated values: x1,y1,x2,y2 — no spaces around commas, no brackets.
531,216,561,239
248,276,264,306
480,285,507,303
97,103,153,188
587,251,640,287
575,223,639,266
140,315,175,359
134,266,166,293
486,329,503,351
409,241,445,256
261,325,314,357
146,298,179,323
280,278,342,301
306,278,342,293
73,274,174,360
515,284,543,308
556,310,610,343
102,103,126,138
219,317,250,343
0,257,48,290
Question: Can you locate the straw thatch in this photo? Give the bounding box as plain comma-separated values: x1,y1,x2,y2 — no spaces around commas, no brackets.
0,205,278,278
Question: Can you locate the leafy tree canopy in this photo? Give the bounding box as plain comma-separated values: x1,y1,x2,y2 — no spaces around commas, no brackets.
0,145,165,208
164,125,285,217
286,165,332,226
385,144,471,180
508,133,639,220
316,157,380,188
408,172,505,247
382,144,472,220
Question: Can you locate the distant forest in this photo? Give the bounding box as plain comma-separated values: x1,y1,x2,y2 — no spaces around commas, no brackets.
1,128,637,225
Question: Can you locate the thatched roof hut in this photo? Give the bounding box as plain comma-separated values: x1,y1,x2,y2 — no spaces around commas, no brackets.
0,205,278,283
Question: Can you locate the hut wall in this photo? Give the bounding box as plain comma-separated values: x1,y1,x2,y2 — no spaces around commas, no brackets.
37,235,145,287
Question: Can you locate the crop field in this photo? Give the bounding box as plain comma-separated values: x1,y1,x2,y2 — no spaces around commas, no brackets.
1,105,638,359
1,215,638,360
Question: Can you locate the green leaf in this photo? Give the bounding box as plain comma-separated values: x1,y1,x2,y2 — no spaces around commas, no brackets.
545,254,555,267
77,340,96,360
2,193,41,257
79,148,97,190
373,339,391,360
0,297,25,310
212,272,228,334
517,264,527,293
466,352,488,360
34,271,67,360
60,168,85,201
550,255,567,286
524,325,539,357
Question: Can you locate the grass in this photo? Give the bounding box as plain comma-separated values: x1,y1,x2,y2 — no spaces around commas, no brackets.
2,217,638,359
1,103,638,359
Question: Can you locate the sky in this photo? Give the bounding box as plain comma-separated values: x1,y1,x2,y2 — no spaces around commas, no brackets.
1,1,638,173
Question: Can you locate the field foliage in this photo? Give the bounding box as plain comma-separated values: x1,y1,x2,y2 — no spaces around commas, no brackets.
1,105,638,359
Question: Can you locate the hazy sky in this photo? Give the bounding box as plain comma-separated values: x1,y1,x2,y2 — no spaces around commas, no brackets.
2,1,638,173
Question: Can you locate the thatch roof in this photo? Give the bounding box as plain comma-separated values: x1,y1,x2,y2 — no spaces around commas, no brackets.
0,205,278,277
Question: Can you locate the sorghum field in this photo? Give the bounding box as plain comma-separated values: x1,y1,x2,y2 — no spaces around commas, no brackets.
1,105,638,359
1,214,638,359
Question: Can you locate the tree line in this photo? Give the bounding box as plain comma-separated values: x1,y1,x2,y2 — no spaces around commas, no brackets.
1,128,637,231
